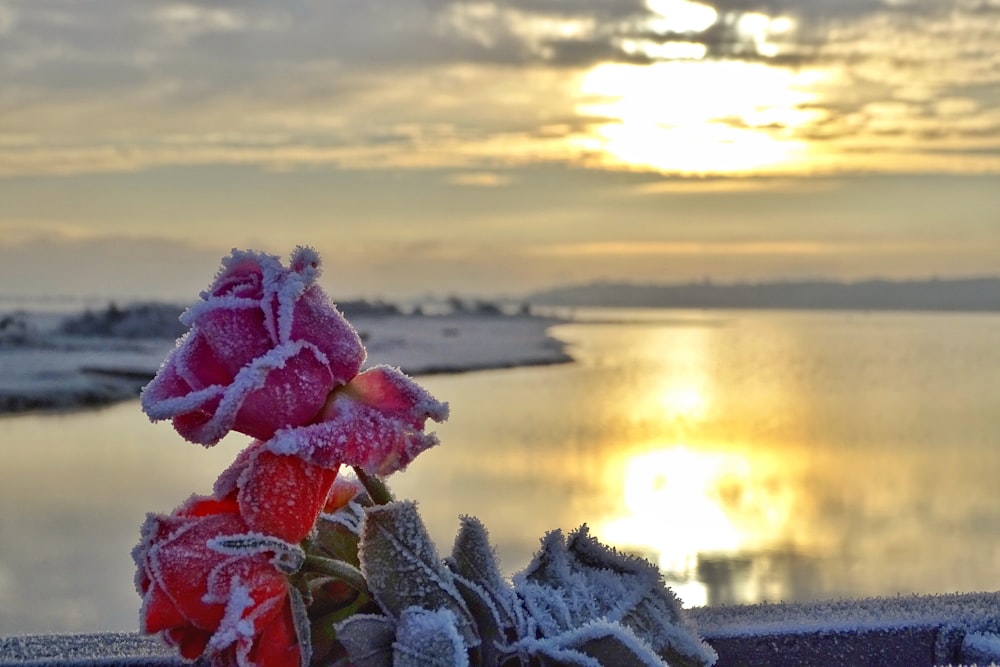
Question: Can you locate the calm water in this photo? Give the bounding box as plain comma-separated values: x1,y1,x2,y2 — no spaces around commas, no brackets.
3,309,1000,634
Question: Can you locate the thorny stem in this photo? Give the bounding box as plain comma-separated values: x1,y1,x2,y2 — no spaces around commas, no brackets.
352,466,393,506
303,555,369,593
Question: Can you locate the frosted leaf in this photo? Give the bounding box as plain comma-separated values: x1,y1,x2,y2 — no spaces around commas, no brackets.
514,526,717,667
448,515,524,633
451,574,512,666
359,502,479,649
555,620,670,667
393,606,470,667
517,528,575,590
517,580,576,638
312,511,364,566
567,527,716,666
514,638,602,667
515,529,587,636
962,631,1000,665
335,613,395,667
206,532,305,575
319,499,365,535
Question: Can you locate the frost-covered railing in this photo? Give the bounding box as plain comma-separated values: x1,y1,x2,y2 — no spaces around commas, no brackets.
5,591,1000,666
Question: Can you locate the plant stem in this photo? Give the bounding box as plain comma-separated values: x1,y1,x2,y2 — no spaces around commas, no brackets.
303,555,368,593
353,466,393,505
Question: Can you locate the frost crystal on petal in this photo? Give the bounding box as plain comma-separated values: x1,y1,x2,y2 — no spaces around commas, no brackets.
207,578,256,652
207,532,305,574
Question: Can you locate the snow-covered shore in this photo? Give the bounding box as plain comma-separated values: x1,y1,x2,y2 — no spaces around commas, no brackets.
0,309,572,415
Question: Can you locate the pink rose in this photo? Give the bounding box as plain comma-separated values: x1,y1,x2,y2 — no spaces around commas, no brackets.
265,364,449,475
141,247,365,445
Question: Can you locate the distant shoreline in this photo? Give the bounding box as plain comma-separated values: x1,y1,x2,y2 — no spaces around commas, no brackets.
0,312,573,417
530,277,1000,313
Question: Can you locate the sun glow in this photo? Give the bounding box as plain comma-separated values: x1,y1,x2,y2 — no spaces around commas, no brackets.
599,446,798,607
576,60,826,174
600,448,746,606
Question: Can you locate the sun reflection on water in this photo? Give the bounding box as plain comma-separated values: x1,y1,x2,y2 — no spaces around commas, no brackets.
598,445,797,607
590,322,802,606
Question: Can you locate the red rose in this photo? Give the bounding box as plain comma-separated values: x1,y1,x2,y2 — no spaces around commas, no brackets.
141,247,365,445
133,495,308,667
214,442,339,544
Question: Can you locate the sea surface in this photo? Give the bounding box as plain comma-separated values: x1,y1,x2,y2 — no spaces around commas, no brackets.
3,308,1000,634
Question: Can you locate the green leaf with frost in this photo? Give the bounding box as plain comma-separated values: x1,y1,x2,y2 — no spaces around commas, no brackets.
451,574,509,666
334,614,395,667
448,516,525,636
515,526,717,667
393,607,470,667
359,502,479,649
560,620,671,667
565,527,715,667
311,512,363,565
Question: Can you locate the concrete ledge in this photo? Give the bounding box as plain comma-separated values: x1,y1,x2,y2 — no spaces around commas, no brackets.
688,591,1000,666
0,633,185,667
5,592,1000,666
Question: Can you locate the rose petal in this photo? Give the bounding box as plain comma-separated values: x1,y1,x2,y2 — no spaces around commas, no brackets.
197,305,275,375
245,595,303,667
213,443,261,501
323,474,365,514
165,626,213,660
232,344,336,440
290,286,366,384
176,331,235,390
341,365,450,426
237,449,338,544
147,510,244,628
142,582,189,634
181,495,241,519
207,250,269,300
266,369,448,474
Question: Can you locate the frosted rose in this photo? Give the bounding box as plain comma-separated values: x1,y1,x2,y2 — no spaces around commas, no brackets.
266,364,450,476
133,496,308,667
141,247,365,445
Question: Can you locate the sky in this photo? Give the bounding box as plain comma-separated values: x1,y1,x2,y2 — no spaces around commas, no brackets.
1,0,998,302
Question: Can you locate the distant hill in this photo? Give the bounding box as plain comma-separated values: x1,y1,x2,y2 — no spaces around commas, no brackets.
529,278,1000,312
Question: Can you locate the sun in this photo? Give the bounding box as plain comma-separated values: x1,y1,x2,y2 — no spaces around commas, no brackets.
573,59,828,175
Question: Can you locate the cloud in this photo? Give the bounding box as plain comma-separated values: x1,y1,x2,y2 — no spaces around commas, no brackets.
1,0,998,178
446,171,513,186
529,240,835,257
